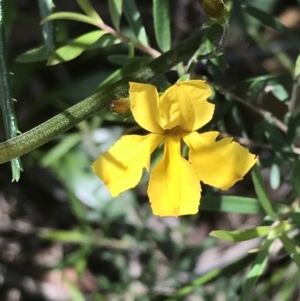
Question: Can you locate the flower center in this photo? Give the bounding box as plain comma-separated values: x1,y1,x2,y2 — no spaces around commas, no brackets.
166,126,181,136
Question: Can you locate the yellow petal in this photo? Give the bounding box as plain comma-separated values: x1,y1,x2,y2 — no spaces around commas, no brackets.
183,131,257,190
148,135,201,216
159,80,214,131
92,134,165,196
129,82,164,134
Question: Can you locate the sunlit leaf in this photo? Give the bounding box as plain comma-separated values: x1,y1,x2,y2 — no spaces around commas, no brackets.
123,0,148,45
252,164,277,219
210,226,271,242
200,195,263,214
295,54,300,77
279,233,300,270
42,12,98,26
270,163,280,190
108,0,123,31
240,239,273,301
47,30,105,65
271,84,289,102
76,0,103,24
211,221,292,242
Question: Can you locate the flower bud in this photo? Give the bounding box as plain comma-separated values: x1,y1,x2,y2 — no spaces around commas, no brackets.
199,0,227,19
109,98,131,115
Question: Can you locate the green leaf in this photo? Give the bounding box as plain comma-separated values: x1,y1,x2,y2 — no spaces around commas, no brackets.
47,30,105,65
294,54,300,77
252,164,277,219
211,222,292,242
271,84,289,102
291,161,300,197
123,0,148,45
263,117,288,154
270,163,280,190
41,133,81,167
76,0,103,24
279,233,300,270
41,230,90,243
66,281,85,301
86,33,120,50
108,0,123,31
16,45,49,63
200,195,263,214
166,269,222,301
107,54,129,66
153,0,170,52
244,5,300,50
210,226,272,242
42,12,98,26
240,239,273,301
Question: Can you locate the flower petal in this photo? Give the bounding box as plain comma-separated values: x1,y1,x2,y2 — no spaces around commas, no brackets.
129,82,164,133
148,135,201,216
159,80,214,131
183,131,257,190
92,134,165,196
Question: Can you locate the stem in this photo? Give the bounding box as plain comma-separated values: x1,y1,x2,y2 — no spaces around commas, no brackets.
38,0,56,54
96,21,161,58
0,28,205,164
0,0,22,180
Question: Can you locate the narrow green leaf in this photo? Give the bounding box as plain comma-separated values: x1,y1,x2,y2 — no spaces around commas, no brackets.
0,0,22,181
0,28,207,163
271,84,289,102
166,269,221,301
270,163,280,190
76,0,103,24
263,117,288,153
294,54,300,77
38,0,55,54
41,230,89,243
42,12,98,26
291,161,300,197
41,133,81,167
240,239,273,301
153,0,171,52
47,30,105,65
108,0,123,31
244,5,300,50
200,195,263,214
211,226,272,242
16,45,50,63
86,33,120,50
123,0,148,45
252,164,277,219
279,232,300,270
67,281,85,301
211,222,292,242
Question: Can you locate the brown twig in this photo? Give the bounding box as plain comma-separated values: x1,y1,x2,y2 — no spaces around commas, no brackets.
95,21,161,58
218,87,288,132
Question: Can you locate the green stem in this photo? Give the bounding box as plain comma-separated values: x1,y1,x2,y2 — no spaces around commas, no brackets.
0,29,205,164
0,0,22,180
38,0,56,54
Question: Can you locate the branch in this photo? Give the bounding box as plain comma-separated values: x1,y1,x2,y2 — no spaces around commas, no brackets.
0,29,205,164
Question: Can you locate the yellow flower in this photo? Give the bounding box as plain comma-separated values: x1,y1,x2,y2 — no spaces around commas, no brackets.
92,80,257,217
